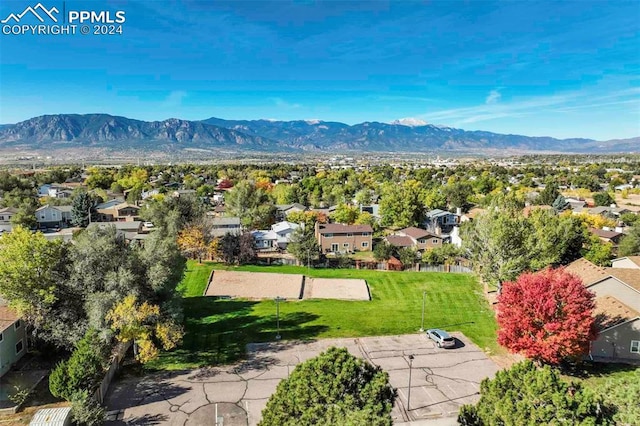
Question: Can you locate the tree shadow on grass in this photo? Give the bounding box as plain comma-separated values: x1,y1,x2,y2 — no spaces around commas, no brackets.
561,360,640,380
149,298,327,370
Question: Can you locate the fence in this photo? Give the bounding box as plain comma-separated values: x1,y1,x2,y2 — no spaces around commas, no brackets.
417,264,472,273
94,340,132,404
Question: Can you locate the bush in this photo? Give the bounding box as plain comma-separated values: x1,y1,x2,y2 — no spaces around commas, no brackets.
49,328,109,400
70,390,105,426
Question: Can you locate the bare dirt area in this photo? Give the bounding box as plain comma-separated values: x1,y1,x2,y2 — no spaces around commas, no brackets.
104,333,499,425
205,270,304,300
205,271,372,301
615,193,640,212
303,277,370,300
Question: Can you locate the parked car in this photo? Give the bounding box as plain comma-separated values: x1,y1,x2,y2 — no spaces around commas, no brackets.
144,221,154,228
426,329,456,348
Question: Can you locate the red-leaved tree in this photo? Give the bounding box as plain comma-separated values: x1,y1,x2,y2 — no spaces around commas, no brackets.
497,268,597,365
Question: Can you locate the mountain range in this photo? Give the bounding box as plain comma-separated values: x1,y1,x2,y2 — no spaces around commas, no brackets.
0,113,637,154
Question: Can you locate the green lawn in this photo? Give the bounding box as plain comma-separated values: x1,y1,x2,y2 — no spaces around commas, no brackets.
148,261,499,370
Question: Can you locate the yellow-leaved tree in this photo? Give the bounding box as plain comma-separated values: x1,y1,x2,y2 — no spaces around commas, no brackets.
176,225,208,263
106,295,183,363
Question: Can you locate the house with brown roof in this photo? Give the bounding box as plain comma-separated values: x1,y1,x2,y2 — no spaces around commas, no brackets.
96,202,141,222
588,228,624,246
315,223,373,254
565,258,640,362
0,304,27,377
387,227,444,251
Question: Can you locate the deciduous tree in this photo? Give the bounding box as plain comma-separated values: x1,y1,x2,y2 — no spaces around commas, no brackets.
593,191,615,207
618,225,640,256
259,347,396,426
497,268,597,365
106,295,182,363
286,226,320,266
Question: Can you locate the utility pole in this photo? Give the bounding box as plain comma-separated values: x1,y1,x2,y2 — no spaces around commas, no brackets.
407,354,414,411
275,296,285,340
419,290,426,332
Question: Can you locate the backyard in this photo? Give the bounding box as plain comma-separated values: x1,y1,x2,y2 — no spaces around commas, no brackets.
148,261,499,370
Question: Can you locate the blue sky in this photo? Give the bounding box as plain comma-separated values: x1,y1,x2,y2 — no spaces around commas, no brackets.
1,0,639,139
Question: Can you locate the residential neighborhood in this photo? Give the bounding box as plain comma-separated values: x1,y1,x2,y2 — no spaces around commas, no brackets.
0,157,638,425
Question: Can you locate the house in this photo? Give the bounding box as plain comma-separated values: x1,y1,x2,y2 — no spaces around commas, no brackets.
611,256,640,269
0,304,27,377
275,203,307,221
588,206,631,218
360,204,381,221
46,185,73,199
315,223,373,254
423,209,459,234
87,221,143,237
588,228,624,246
172,189,197,198
252,221,300,251
141,189,160,200
36,205,72,228
565,258,640,362
211,217,242,238
388,227,444,251
0,207,18,233
96,202,140,222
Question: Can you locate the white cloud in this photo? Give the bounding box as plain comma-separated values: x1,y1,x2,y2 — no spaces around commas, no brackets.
270,97,302,109
161,90,187,108
420,86,640,127
485,89,501,104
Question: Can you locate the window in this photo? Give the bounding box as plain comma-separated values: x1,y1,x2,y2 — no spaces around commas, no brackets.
346,233,353,237
361,232,370,236
40,214,46,219
361,241,369,248
0,216,4,221
331,243,339,252
432,239,439,244
52,212,57,218
343,243,350,248
324,233,333,238
14,320,21,330
15,340,23,354
631,340,640,354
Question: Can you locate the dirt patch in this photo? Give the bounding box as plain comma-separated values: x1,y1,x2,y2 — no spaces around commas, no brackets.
304,278,370,301
205,270,303,300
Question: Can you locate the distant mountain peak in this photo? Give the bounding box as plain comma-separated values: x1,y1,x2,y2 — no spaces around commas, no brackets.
391,117,428,127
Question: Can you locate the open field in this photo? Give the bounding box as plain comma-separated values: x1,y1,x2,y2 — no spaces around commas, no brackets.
147,261,499,370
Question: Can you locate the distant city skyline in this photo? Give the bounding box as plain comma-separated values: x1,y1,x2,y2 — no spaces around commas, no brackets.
1,0,639,140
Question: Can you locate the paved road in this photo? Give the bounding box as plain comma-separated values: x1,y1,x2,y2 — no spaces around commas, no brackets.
105,333,499,425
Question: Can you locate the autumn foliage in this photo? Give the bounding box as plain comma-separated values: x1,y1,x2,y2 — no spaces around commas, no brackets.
497,268,597,365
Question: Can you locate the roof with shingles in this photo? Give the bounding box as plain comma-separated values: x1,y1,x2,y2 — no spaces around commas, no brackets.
0,305,20,331
386,235,414,247
565,258,609,286
593,296,640,331
317,223,373,234
399,227,434,240
605,268,640,292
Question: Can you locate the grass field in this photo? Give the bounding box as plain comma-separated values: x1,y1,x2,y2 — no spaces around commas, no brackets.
148,261,499,370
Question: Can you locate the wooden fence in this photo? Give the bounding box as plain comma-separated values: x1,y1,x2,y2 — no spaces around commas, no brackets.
94,340,132,404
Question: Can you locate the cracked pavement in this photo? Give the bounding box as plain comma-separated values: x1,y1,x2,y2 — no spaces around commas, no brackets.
105,333,499,425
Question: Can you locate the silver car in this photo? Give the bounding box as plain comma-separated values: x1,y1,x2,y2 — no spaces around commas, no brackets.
426,329,456,348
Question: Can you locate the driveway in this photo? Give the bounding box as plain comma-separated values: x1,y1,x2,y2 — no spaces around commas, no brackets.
105,333,499,425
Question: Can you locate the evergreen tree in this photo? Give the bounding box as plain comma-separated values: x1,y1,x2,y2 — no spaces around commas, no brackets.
260,347,396,426
459,360,610,425
71,190,93,227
